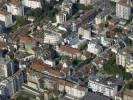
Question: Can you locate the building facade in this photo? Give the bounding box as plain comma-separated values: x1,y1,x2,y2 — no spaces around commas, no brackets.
56,12,67,24
22,0,42,9
87,39,103,55
6,0,24,16
116,50,133,73
116,0,132,20
88,75,120,98
0,10,13,27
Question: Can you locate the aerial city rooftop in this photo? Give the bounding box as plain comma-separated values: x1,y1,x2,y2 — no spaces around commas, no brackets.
0,0,132,100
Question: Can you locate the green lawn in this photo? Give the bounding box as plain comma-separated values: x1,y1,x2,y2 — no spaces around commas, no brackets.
16,95,25,100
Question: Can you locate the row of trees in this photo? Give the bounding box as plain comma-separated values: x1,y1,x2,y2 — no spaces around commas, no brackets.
72,3,93,15
25,0,93,22
125,81,133,90
25,0,61,22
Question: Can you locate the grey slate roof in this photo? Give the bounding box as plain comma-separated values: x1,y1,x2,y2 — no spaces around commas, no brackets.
81,92,112,100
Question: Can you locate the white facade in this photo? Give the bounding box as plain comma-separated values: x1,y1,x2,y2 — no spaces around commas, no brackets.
88,76,119,98
0,57,20,78
87,40,102,55
116,51,133,67
56,12,67,24
22,0,42,9
71,22,77,32
88,80,118,98
0,11,13,27
100,36,111,47
44,33,62,44
0,85,7,98
95,12,107,25
116,51,133,73
80,0,91,6
0,60,14,78
0,77,15,97
44,59,55,67
116,52,127,67
110,0,120,2
80,0,96,6
116,0,132,20
0,64,8,78
0,71,24,98
6,3,24,16
58,83,86,99
71,0,78,3
61,1,73,16
126,63,133,73
78,26,92,40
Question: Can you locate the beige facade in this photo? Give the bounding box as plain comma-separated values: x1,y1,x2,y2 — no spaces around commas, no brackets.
123,90,133,100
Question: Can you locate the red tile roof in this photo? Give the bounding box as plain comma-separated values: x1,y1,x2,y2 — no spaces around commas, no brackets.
31,59,65,78
59,45,80,55
0,41,6,48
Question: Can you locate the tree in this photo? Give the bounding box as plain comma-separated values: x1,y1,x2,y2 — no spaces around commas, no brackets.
103,54,118,74
125,81,133,90
25,9,34,16
24,0,59,22
123,72,132,80
50,97,58,100
11,16,28,31
34,8,42,18
16,95,24,100
79,43,87,51
113,27,123,33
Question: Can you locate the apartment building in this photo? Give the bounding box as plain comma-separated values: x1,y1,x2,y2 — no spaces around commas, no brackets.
58,79,86,99
0,70,24,99
126,63,133,73
0,77,14,99
56,45,90,60
44,30,62,44
95,11,108,25
116,0,132,20
22,0,42,9
6,0,24,16
100,36,112,47
0,9,13,28
116,49,133,73
78,24,92,40
62,0,73,16
56,0,73,24
56,12,67,24
0,56,19,78
25,68,86,100
87,39,103,55
88,74,121,98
